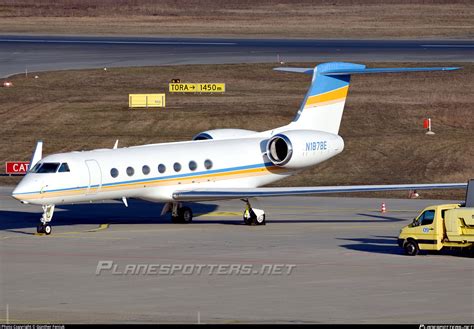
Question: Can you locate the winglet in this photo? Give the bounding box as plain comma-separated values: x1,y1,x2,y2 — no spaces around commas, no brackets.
29,140,43,168
113,140,119,149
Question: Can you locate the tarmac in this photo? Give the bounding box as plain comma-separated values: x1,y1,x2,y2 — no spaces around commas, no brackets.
0,186,472,324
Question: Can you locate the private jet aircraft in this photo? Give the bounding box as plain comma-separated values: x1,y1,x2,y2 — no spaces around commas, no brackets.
12,62,467,234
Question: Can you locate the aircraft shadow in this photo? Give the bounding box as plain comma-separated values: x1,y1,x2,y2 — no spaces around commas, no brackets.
0,201,412,235
355,213,406,222
338,235,404,255
0,199,220,233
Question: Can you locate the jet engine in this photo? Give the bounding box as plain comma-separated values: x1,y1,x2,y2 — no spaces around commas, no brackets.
266,130,344,169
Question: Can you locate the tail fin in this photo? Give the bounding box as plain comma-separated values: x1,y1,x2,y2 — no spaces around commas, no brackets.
274,62,459,134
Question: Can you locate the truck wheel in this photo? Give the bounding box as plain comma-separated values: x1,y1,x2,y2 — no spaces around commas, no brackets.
404,240,419,256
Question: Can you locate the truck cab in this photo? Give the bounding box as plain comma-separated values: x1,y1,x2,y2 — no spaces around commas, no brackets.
398,203,474,256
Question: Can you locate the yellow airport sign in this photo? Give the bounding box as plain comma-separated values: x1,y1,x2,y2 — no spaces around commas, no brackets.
129,94,165,108
169,83,225,93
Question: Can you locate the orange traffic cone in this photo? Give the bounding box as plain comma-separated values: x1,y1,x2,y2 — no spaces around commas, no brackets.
381,202,387,213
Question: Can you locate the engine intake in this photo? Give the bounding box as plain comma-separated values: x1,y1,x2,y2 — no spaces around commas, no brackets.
267,134,293,165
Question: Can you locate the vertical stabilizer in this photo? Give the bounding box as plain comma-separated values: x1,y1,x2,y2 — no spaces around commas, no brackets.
273,62,459,135
289,62,364,134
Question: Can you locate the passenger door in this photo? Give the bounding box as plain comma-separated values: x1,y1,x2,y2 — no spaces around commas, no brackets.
413,209,438,250
85,160,102,195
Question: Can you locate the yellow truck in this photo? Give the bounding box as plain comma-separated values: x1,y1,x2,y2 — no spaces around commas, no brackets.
398,203,474,256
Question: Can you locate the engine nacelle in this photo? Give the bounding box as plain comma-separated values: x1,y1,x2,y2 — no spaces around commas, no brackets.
266,130,344,169
193,129,257,141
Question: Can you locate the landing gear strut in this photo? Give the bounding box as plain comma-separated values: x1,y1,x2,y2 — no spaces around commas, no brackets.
37,204,55,235
170,202,193,223
242,199,265,226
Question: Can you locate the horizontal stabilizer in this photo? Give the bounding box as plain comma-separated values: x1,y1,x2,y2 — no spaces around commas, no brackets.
322,66,460,76
274,65,460,76
173,183,467,201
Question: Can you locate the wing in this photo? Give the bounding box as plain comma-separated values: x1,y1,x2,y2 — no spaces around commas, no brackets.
172,183,467,201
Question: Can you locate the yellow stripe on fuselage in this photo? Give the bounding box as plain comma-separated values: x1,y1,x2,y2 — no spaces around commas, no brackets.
304,85,349,108
18,165,287,200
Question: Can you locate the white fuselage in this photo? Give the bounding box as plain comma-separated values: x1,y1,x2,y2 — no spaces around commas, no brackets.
12,131,344,205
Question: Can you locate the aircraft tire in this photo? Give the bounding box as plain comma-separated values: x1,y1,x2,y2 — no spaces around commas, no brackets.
255,214,266,226
180,207,193,223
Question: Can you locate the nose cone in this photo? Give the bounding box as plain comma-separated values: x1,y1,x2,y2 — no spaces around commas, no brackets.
11,177,33,203
12,182,25,202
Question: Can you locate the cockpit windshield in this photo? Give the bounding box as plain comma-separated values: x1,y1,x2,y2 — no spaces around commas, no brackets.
29,162,42,173
30,162,70,174
36,163,60,173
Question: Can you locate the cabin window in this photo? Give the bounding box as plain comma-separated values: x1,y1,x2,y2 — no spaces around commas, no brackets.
110,168,119,178
142,165,150,175
189,161,197,171
158,164,166,174
204,159,213,170
36,162,60,173
58,163,70,173
126,167,135,176
174,162,181,172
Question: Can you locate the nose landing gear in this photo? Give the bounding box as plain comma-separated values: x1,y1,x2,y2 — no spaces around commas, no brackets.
37,204,55,235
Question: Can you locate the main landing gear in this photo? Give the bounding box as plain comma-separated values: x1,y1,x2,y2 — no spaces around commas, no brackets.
164,200,266,226
169,202,193,223
37,204,55,235
242,199,266,226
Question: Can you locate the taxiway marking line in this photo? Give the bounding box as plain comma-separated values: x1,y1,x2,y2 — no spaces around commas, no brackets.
198,211,241,217
33,223,111,236
87,223,110,232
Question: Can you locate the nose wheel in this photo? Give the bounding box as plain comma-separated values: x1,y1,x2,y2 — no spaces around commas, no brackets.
37,223,52,235
37,204,55,235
